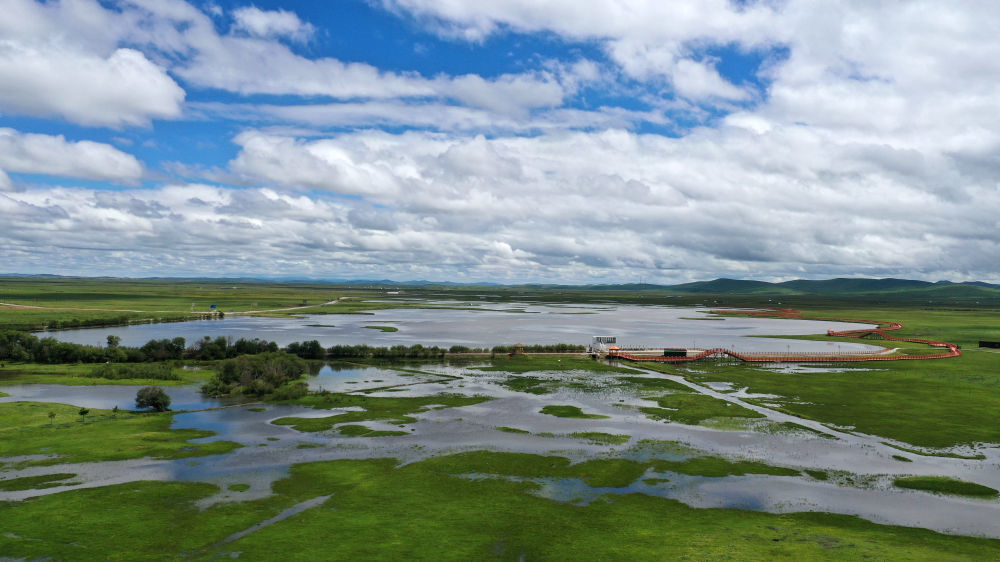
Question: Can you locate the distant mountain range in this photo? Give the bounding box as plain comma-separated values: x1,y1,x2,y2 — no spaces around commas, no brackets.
654,277,1000,297
2,274,999,298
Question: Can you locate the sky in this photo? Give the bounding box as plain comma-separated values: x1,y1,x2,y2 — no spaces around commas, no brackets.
1,0,999,284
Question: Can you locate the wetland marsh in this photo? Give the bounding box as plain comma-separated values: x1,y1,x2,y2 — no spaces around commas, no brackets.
2,291,999,559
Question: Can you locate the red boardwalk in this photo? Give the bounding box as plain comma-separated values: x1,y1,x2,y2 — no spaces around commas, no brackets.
607,308,960,364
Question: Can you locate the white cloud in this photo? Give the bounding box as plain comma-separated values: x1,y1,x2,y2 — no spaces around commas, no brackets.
231,6,315,42
0,41,185,127
0,128,143,182
4,0,1000,283
209,125,1000,282
0,0,185,127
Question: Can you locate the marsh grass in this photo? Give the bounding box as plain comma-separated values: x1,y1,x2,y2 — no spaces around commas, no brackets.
271,393,490,432
570,432,631,445
2,453,1000,559
0,473,77,491
893,476,998,497
539,405,608,419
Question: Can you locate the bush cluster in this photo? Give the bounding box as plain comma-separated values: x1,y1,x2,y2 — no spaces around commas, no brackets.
201,352,309,398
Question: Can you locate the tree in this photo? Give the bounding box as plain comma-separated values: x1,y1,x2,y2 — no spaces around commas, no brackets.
136,386,171,412
48,411,56,425
78,407,89,422
106,335,121,349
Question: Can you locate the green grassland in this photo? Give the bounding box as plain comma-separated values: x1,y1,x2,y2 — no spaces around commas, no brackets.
2,453,999,559
641,347,1000,448
0,402,241,466
0,362,212,387
0,277,392,330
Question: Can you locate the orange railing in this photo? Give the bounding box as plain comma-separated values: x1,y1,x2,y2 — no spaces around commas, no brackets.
607,308,960,364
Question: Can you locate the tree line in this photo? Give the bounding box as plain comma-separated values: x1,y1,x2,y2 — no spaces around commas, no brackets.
0,329,584,365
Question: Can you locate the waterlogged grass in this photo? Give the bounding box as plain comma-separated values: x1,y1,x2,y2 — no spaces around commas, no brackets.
0,473,77,491
894,476,999,498
0,402,242,466
495,375,553,394
882,442,985,460
2,454,1000,559
652,457,800,478
479,356,640,374
228,483,251,492
336,424,408,437
571,432,631,445
363,325,399,332
639,393,764,426
539,405,609,419
616,375,692,393
271,393,491,432
496,426,530,434
418,451,648,488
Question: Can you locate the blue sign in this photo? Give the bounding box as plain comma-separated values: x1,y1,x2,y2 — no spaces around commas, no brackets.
210,304,217,309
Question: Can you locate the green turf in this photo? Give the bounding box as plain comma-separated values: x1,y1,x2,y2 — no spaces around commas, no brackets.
539,405,609,419
893,476,999,497
0,402,242,466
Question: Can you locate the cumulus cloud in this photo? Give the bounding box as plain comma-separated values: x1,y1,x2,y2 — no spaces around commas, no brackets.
0,128,143,182
0,0,184,127
231,6,315,42
4,0,1000,283
213,125,1000,282
0,43,185,127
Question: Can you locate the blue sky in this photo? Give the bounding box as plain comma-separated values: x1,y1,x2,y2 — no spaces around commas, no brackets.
1,1,998,283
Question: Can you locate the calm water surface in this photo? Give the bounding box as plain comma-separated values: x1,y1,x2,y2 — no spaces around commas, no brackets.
36,302,879,352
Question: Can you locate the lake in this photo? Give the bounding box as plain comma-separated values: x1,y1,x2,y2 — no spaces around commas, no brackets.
36,301,879,352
